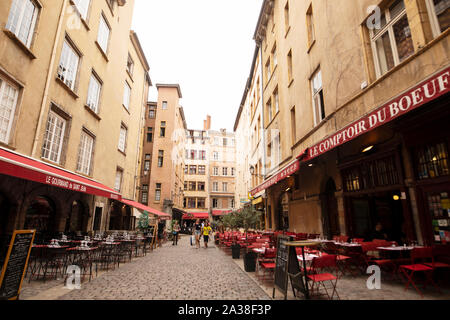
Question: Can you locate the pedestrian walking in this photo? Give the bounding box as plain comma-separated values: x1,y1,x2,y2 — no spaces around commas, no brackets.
202,221,213,249
193,219,202,249
172,221,180,246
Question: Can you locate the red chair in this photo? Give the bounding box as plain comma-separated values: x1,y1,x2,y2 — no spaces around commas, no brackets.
399,247,441,297
307,255,340,300
257,248,276,281
352,238,364,243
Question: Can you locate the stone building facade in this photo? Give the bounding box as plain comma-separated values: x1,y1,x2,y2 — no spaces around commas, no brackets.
0,0,151,244
236,0,449,246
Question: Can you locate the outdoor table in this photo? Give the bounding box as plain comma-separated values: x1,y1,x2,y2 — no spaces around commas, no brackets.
284,241,320,300
66,247,99,282
297,253,319,262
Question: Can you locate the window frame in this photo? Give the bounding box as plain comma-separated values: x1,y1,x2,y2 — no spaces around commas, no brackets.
369,0,413,78
123,81,131,110
57,37,81,92
0,77,20,144
6,0,40,48
86,71,102,114
76,129,95,176
425,0,450,37
311,68,325,126
97,13,111,54
41,110,67,164
118,123,127,153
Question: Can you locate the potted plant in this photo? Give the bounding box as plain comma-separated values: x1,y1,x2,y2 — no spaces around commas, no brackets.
239,206,262,272
222,211,241,259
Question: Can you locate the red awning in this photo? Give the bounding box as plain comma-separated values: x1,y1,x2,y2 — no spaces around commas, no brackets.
182,212,209,220
250,159,300,196
120,199,171,220
298,66,450,162
0,147,121,200
212,210,232,217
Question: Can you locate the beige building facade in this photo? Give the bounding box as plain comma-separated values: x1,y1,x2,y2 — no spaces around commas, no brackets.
209,129,237,219
183,129,210,217
147,84,186,220
237,0,449,246
0,0,151,244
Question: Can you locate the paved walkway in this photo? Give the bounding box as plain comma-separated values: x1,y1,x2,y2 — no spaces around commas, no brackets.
20,236,270,300
19,236,450,300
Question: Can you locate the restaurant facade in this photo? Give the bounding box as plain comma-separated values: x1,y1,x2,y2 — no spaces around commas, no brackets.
0,0,157,246
241,0,450,247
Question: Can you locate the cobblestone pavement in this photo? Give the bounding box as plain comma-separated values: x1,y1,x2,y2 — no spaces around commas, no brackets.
21,235,270,300
20,236,450,300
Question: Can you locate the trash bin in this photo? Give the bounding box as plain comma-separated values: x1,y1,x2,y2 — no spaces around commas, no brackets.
231,244,241,259
244,251,257,272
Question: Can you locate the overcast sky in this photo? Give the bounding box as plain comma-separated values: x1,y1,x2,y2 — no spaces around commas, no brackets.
131,0,263,132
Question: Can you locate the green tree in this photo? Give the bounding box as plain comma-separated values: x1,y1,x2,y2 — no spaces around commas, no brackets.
137,211,150,230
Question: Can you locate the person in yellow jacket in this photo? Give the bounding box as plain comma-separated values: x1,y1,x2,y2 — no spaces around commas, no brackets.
202,221,213,249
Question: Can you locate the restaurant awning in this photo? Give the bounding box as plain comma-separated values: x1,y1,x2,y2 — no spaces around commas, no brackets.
0,147,121,200
250,158,300,197
182,212,209,220
212,210,232,217
298,66,450,162
120,199,171,220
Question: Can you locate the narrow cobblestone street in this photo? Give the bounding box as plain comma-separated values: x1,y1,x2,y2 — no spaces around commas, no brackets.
19,234,450,301
20,236,271,300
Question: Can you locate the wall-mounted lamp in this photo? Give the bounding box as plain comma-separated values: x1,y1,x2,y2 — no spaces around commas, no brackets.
362,145,374,153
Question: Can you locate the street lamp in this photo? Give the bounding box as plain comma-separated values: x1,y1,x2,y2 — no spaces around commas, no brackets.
249,165,264,178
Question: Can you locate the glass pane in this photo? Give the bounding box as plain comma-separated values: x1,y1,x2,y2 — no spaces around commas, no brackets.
375,32,395,74
433,0,450,32
393,15,414,62
389,0,405,19
373,13,387,36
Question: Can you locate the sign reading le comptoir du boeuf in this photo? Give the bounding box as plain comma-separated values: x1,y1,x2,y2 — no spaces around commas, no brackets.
306,67,450,161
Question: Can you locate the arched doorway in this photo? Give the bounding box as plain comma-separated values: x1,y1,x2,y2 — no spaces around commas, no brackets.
65,200,87,235
24,196,56,243
322,178,340,239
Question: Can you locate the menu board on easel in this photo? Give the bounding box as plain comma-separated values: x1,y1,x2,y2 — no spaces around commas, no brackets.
148,224,157,249
0,230,35,300
272,235,291,299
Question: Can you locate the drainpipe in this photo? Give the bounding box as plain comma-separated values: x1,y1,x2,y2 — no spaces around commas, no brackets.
31,0,69,157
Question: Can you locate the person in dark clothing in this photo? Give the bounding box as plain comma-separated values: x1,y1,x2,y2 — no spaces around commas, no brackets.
372,222,388,240
193,219,202,249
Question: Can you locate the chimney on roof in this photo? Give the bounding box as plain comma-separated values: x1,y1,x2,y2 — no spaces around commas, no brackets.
204,115,211,131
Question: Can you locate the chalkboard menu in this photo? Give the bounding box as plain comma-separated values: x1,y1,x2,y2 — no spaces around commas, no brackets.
0,230,35,300
273,235,291,298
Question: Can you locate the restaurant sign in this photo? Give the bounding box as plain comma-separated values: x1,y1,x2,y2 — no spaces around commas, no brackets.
250,160,300,196
302,67,450,161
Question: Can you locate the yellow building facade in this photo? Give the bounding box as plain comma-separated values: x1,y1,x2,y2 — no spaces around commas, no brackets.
0,0,151,242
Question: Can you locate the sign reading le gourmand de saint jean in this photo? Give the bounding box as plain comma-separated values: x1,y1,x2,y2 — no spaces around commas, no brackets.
0,230,35,300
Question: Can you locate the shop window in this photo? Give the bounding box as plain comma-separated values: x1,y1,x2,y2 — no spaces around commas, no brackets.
415,142,449,179
342,155,400,192
427,192,450,243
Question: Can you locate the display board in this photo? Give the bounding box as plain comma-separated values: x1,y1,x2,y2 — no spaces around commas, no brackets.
273,235,291,299
148,224,157,249
0,230,35,300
